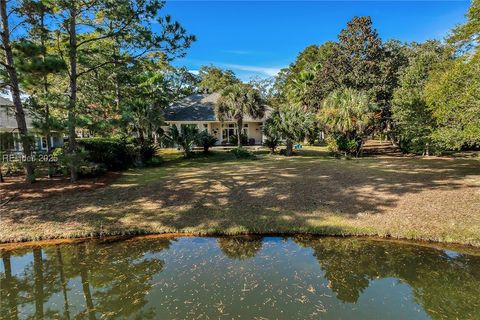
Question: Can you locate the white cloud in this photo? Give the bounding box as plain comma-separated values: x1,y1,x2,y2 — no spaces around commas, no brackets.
222,50,253,55
222,63,281,77
188,69,199,75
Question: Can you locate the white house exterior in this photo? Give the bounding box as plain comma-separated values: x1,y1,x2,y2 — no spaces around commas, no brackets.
163,93,270,146
0,97,63,153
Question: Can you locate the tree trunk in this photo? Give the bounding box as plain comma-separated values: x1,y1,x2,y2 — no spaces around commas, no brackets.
0,0,35,183
355,139,364,158
2,252,18,319
237,118,243,148
67,2,78,182
33,248,44,320
40,9,54,179
286,139,293,156
113,40,122,112
78,245,96,320
56,247,71,320
138,129,145,144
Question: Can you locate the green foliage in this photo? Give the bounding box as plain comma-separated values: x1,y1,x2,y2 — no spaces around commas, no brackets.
53,147,89,176
195,131,218,153
77,138,134,170
265,105,315,156
228,147,255,159
448,0,480,53
425,53,480,150
229,133,249,146
263,136,280,154
0,132,15,152
198,65,240,93
163,125,199,158
312,17,386,103
325,136,339,154
319,88,378,156
276,42,335,110
248,76,276,104
336,136,361,156
391,41,446,154
216,83,265,147
137,142,159,164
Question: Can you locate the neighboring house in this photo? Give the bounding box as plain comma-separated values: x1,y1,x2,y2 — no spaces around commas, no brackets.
0,96,63,154
163,93,270,145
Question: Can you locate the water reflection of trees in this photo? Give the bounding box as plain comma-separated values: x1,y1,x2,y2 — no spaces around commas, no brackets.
0,238,171,320
2,237,480,319
217,236,263,260
294,236,480,319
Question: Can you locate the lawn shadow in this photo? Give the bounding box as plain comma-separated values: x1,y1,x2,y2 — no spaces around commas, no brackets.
2,153,480,241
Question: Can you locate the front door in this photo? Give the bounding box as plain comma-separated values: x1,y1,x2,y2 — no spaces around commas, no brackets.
222,123,237,144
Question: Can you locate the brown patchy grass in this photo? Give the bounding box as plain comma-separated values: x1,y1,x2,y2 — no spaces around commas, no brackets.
1,171,121,201
1,147,479,246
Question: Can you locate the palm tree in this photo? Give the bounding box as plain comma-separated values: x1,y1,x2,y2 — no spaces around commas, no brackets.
318,88,378,156
216,83,265,147
122,99,164,144
286,69,316,110
163,125,199,158
264,105,315,156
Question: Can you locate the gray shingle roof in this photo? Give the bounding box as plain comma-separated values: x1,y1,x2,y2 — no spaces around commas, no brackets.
0,96,14,106
0,97,34,130
164,93,219,121
164,92,270,122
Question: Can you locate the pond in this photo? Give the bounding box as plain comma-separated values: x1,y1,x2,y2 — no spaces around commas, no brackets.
1,236,480,319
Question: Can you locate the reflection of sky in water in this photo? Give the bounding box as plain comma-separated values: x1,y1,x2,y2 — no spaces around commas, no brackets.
444,250,461,258
1,251,34,277
1,237,480,320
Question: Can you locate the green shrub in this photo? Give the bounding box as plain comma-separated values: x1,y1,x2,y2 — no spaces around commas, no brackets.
137,141,158,163
230,133,249,146
336,136,360,155
229,147,255,159
325,136,339,154
77,137,133,170
195,131,218,152
263,136,280,154
326,135,362,157
53,147,90,176
162,125,198,158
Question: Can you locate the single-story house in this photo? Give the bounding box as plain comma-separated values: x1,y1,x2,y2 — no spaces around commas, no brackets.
0,96,63,154
163,92,270,146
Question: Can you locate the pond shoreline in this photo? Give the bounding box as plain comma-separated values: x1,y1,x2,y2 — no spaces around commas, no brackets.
3,150,479,250
2,231,480,256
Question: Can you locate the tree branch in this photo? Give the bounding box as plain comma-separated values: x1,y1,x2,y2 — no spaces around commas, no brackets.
76,59,115,78
75,15,136,49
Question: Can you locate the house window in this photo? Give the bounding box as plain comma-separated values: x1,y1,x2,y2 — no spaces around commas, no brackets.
14,133,21,151
41,137,47,150
242,123,248,135
35,136,47,150
222,123,237,144
0,132,15,151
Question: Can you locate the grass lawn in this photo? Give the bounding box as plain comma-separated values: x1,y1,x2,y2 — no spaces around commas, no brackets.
1,147,480,246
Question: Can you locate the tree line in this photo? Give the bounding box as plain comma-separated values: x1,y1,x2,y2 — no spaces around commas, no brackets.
1,0,479,184
271,2,479,156
1,0,195,182
193,1,479,158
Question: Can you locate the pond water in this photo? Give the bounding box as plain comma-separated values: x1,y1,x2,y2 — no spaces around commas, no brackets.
1,236,480,319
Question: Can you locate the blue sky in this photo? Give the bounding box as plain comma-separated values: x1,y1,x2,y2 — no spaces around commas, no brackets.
161,1,470,80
